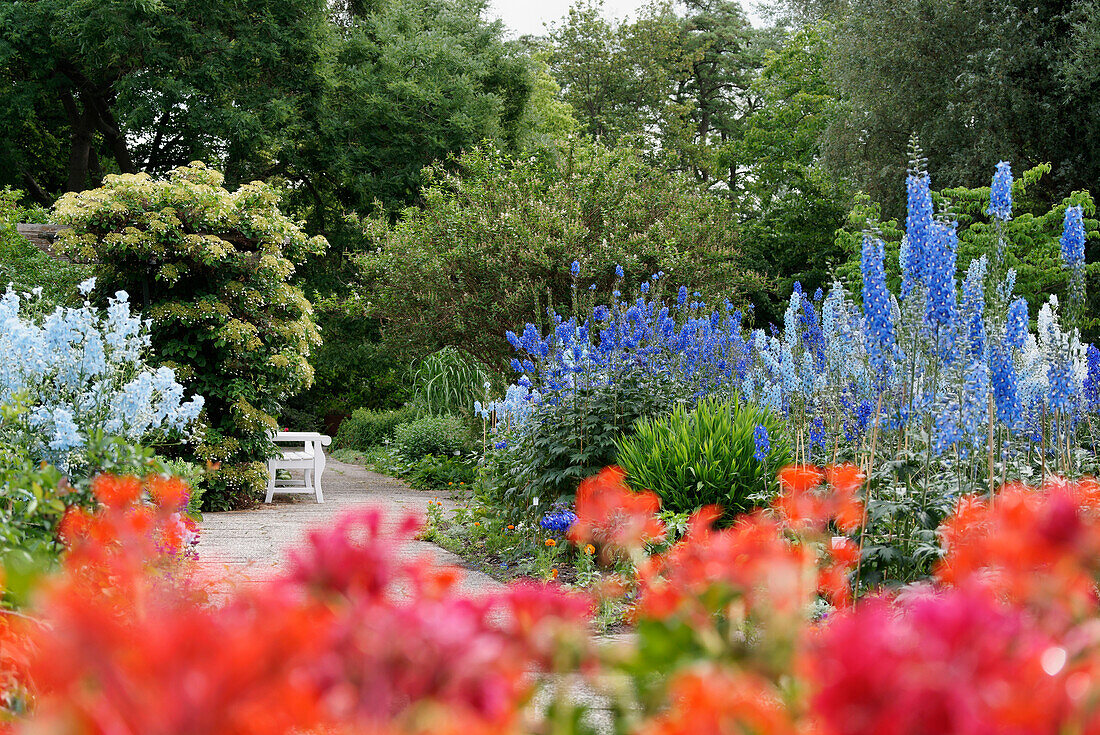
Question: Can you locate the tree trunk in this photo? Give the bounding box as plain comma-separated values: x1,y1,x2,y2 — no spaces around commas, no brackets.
60,89,93,192
20,171,52,206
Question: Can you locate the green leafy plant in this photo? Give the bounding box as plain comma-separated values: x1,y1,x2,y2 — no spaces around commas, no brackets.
334,406,416,451
482,369,686,519
282,294,409,430
615,396,791,519
54,164,327,510
411,347,495,419
392,415,469,461
0,188,90,307
404,454,476,493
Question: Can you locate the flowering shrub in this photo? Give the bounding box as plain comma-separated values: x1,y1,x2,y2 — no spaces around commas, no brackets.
0,281,203,471
0,282,203,564
54,164,326,510
11,466,1100,732
480,159,1100,582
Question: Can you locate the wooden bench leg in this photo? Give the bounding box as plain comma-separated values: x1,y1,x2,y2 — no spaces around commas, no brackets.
265,461,276,504
315,450,326,503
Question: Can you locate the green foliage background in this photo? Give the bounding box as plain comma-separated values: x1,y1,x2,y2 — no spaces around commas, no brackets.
363,141,762,369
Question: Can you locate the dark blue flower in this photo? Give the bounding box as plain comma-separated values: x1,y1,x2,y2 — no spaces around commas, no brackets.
615,264,624,279
571,260,580,277
990,343,1022,428
924,219,959,338
1085,344,1100,411
903,172,934,297
1006,298,1028,350
752,424,770,461
861,234,897,370
539,509,577,534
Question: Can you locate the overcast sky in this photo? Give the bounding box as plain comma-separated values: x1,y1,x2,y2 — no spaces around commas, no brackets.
487,0,768,37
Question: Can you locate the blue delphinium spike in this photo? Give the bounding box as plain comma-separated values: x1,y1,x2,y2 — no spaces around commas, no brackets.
988,161,1013,221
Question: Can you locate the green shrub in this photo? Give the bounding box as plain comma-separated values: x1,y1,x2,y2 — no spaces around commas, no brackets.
361,141,763,370
482,369,686,518
335,406,416,451
281,294,409,428
393,415,468,461
54,164,327,510
0,187,90,307
405,454,476,493
615,397,791,519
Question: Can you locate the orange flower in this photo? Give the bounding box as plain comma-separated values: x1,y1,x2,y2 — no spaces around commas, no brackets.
507,525,515,530
473,522,481,527
550,568,558,579
545,538,556,547
636,668,799,735
569,466,665,552
773,463,864,533
585,544,595,556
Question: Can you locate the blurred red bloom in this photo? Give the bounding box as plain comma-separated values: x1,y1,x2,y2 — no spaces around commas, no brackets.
810,588,1074,735
937,480,1100,622
568,466,665,552
637,510,815,624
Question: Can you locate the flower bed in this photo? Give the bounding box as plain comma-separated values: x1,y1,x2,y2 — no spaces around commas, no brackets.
5,466,1100,732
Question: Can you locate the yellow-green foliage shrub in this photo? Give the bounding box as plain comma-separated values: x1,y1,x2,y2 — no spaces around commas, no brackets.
53,163,327,509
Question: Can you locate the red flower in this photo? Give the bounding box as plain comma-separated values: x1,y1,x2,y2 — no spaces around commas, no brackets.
810,588,1074,735
568,466,665,552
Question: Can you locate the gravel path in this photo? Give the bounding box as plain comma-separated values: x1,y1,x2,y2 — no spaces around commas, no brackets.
196,458,505,597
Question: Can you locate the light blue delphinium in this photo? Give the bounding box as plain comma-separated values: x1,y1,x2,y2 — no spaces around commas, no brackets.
1060,205,1086,270
861,235,898,371
988,161,1013,221
1,287,204,469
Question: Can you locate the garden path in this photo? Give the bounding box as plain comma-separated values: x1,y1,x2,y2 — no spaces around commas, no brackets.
195,458,505,597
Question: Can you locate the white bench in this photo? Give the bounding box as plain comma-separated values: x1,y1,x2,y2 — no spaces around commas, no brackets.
265,431,332,503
